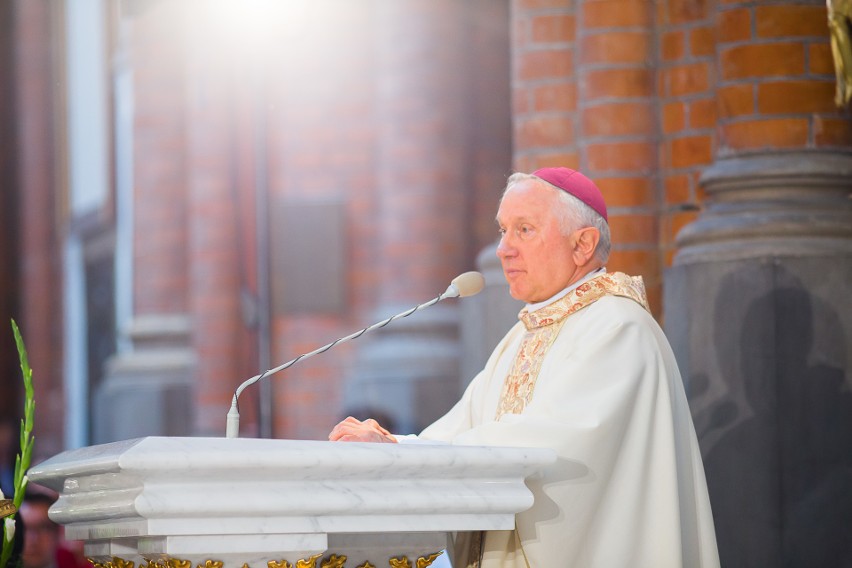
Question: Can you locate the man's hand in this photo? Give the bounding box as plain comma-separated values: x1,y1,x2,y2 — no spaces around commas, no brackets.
328,416,398,443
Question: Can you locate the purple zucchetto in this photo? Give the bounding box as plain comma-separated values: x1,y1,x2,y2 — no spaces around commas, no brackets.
532,167,608,222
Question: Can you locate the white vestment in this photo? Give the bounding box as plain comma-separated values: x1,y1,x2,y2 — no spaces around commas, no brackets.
419,275,720,567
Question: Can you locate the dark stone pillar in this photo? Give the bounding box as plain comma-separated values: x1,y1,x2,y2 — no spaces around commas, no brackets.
664,151,852,566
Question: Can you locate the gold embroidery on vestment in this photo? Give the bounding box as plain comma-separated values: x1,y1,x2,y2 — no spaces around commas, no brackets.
495,272,649,419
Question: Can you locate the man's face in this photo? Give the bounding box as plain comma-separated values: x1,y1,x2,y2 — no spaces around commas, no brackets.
20,501,58,568
496,180,580,303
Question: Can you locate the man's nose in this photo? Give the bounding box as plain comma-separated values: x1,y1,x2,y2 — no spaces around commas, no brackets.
496,234,516,258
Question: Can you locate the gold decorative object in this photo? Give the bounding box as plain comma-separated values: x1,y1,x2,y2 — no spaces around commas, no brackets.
416,552,443,568
0,501,16,520
83,550,444,568
294,554,322,568
828,0,852,106
113,557,135,568
319,556,346,568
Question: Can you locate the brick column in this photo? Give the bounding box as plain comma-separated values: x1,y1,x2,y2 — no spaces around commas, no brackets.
94,1,196,443
657,0,716,268
577,0,661,311
345,0,471,434
512,0,663,312
664,1,852,564
513,1,578,172
184,3,250,437
11,0,64,458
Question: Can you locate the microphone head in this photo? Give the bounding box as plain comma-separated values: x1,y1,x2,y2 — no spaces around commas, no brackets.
450,271,485,298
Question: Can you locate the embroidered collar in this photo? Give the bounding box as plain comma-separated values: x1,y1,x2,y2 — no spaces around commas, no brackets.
519,272,650,330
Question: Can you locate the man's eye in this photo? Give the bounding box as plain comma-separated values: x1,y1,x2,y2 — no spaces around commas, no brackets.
498,228,507,236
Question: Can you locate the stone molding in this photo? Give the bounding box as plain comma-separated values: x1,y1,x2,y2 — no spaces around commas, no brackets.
675,151,852,265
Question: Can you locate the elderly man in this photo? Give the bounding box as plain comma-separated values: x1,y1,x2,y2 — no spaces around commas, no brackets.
330,168,719,567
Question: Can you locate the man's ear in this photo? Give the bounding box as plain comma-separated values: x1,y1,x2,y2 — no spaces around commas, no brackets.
572,227,600,266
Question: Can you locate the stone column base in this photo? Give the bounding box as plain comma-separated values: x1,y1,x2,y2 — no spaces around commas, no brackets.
344,303,462,435
93,314,196,443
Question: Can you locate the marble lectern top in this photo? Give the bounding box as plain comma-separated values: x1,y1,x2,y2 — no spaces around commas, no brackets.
28,437,557,568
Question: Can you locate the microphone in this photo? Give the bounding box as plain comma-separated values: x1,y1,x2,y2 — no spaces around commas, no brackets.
225,271,485,438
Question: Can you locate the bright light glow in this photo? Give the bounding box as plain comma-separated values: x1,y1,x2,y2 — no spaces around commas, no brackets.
205,0,319,61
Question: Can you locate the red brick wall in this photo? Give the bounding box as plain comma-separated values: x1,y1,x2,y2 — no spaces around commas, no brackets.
513,0,851,320
513,1,579,170
580,0,661,313
264,1,511,438
265,3,377,438
127,2,261,436
513,0,663,315
372,0,472,303
139,0,848,439
186,6,260,436
716,1,850,152
132,3,189,316
13,0,848,451
658,0,716,272
124,1,511,439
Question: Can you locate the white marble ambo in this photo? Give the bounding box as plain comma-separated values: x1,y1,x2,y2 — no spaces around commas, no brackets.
28,437,556,568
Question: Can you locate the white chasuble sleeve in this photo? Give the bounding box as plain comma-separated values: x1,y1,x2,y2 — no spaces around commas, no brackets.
421,296,719,568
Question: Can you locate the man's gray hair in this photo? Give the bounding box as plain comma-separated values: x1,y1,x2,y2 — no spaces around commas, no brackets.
503,172,611,264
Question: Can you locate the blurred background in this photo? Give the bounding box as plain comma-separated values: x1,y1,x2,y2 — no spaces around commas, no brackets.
0,0,851,564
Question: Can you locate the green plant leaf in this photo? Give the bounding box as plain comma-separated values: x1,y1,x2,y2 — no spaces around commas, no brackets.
2,320,37,568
